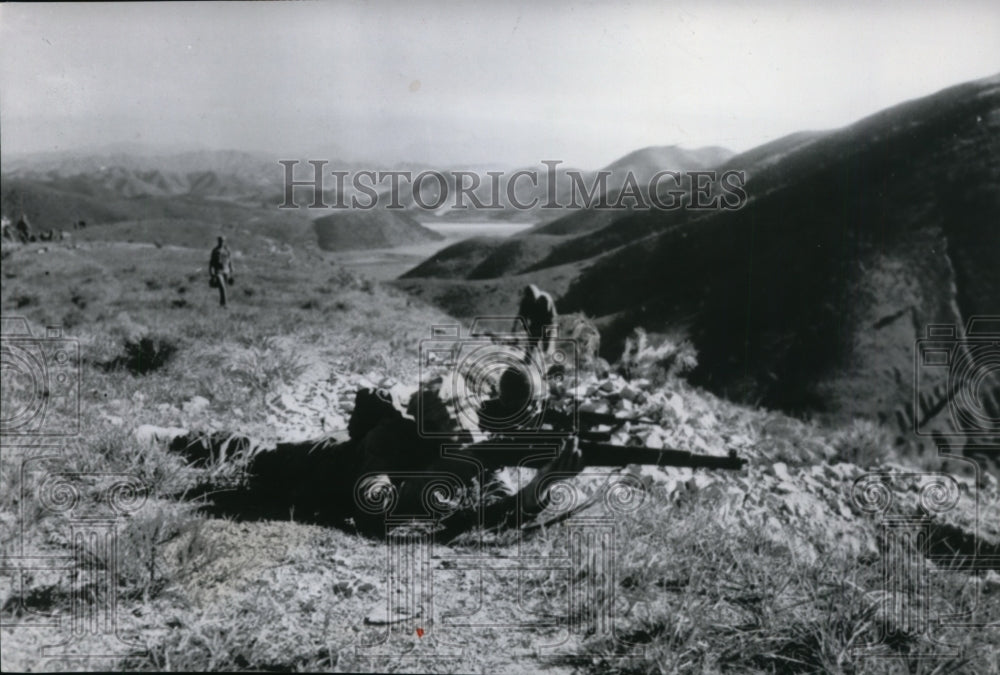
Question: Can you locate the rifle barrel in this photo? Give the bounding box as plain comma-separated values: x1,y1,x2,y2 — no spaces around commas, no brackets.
455,439,745,471
543,408,656,431
579,442,746,470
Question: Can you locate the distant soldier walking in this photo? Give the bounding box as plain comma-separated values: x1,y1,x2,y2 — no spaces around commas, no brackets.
209,236,234,307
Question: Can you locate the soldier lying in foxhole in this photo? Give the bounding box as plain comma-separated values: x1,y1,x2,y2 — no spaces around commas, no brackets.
166,285,743,540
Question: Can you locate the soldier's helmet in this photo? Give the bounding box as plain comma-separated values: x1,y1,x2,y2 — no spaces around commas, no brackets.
475,367,540,433
498,367,533,411
348,387,406,440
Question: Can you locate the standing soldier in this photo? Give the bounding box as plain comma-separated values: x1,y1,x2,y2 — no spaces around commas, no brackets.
209,236,234,307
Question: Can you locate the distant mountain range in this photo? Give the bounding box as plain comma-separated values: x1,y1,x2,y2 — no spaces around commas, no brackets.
4,148,272,176
1,143,736,246
363,145,734,223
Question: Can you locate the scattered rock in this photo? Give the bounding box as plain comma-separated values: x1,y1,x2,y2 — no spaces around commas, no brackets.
771,462,792,482
579,399,611,415
364,608,421,625
183,396,210,414
599,378,624,394
614,398,634,414
620,384,646,404
135,424,191,446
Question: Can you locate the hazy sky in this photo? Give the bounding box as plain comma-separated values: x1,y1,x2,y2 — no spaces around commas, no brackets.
1,1,998,168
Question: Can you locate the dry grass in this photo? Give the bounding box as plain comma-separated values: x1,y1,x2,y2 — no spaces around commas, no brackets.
567,492,994,674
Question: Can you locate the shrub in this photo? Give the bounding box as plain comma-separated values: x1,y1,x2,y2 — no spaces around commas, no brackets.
103,334,180,375
618,327,699,384
828,419,893,467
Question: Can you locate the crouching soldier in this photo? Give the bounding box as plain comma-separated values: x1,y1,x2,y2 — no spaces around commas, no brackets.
516,283,557,358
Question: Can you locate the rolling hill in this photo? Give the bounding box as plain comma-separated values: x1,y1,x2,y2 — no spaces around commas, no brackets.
400,145,735,280
67,216,318,255
400,235,508,279
0,174,276,229
0,173,323,254
601,144,733,180
312,209,444,251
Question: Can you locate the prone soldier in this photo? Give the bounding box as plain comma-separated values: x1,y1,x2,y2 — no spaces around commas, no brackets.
223,378,582,539
169,284,744,539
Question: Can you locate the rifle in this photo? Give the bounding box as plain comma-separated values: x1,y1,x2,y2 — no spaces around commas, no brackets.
475,401,746,470
453,437,746,471
565,409,658,429
535,406,657,436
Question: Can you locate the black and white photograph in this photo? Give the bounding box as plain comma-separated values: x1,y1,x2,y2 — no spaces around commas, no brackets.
1,1,998,672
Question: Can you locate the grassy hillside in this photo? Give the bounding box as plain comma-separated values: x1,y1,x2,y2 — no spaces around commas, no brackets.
394,257,587,318
557,75,1000,423
2,77,999,675
68,216,318,253
2,233,998,673
1,178,134,228
398,235,507,280
313,210,445,251
602,144,733,177
466,234,564,280
1,177,284,231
